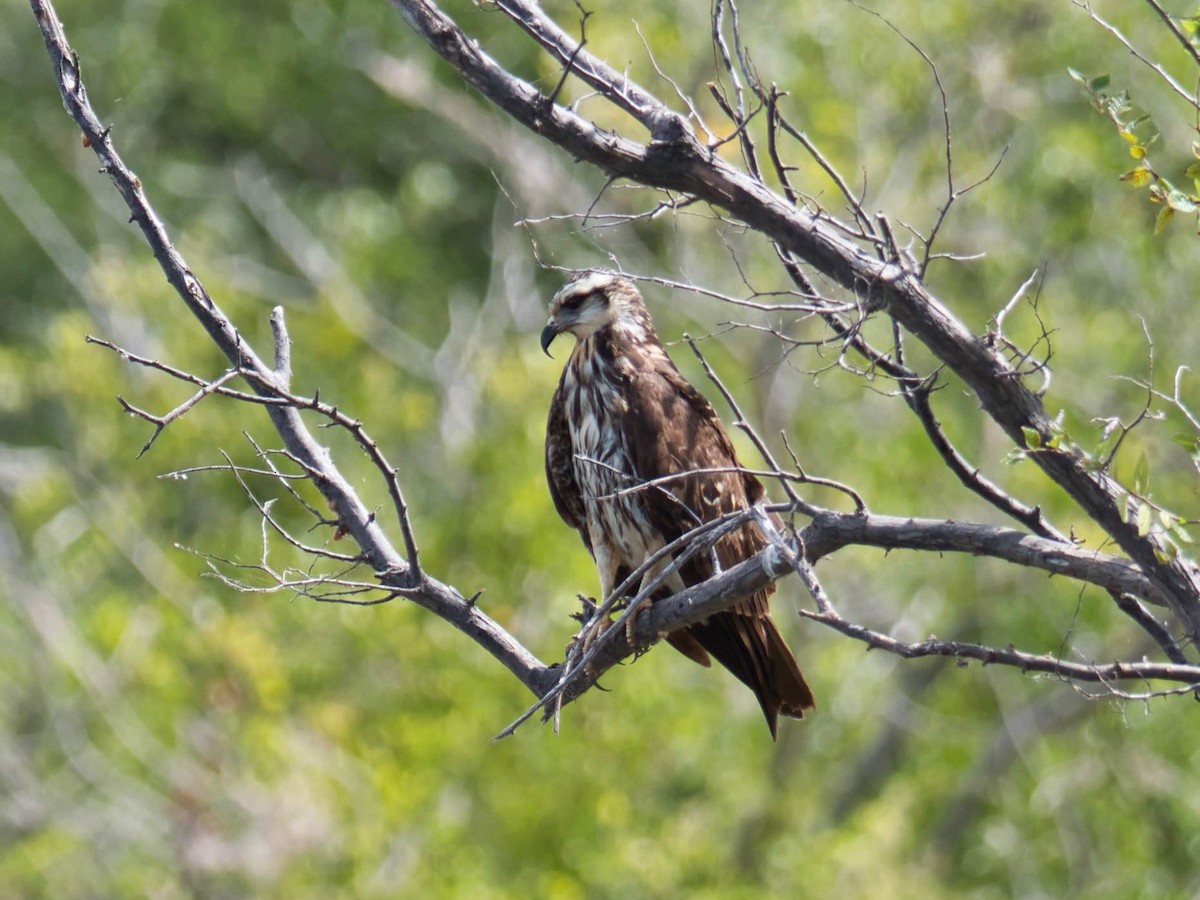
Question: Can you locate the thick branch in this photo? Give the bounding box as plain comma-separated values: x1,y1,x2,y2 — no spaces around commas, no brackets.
30,0,549,698
31,1,394,576
388,0,1200,634
523,508,1190,720
800,511,1170,606
32,0,1200,735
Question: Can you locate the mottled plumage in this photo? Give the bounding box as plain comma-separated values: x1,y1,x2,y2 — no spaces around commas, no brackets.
541,271,814,737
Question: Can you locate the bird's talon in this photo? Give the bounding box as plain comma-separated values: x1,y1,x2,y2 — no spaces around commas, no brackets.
624,601,651,649
570,593,599,624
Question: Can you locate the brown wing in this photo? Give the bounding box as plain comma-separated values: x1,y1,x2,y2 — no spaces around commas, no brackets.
544,365,717,662
619,345,769,588
619,345,814,737
545,376,591,555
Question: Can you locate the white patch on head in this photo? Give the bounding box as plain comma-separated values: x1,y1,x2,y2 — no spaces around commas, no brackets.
550,270,652,347
553,270,621,307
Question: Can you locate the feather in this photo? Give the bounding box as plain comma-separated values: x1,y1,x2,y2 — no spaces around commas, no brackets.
542,272,814,737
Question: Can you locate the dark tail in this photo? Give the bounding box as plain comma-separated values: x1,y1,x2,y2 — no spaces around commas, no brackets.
685,610,815,739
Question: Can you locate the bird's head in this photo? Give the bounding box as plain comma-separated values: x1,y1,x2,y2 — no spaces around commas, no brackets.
540,270,652,356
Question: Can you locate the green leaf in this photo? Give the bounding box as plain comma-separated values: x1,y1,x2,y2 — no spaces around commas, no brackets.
1133,452,1151,494
1021,426,1042,449
1136,502,1153,536
1120,167,1153,187
1167,191,1199,214
1090,73,1111,91
1155,205,1175,234
1171,433,1200,451
1108,90,1134,117
1068,66,1090,87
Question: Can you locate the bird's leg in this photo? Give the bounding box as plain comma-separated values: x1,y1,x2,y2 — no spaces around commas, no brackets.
565,593,620,679
579,608,615,654
625,554,686,651
567,549,620,670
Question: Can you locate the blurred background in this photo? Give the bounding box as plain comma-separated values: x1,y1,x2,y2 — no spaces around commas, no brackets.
3,0,1199,896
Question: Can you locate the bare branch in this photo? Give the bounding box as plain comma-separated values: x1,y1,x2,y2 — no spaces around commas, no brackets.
802,604,1200,693
684,336,812,513
1073,1,1200,112
1141,0,1200,71
119,369,243,458
766,101,875,238
711,0,763,180
30,0,549,697
798,509,1171,607
219,449,362,563
383,0,1200,634
490,0,672,134
1111,590,1189,665
31,0,1200,737
633,22,715,145
551,510,1200,714
270,305,293,386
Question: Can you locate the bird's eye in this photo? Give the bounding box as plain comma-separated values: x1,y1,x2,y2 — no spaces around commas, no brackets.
562,291,590,311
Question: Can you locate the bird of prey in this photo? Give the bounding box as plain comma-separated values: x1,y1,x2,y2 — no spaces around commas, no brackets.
540,270,814,737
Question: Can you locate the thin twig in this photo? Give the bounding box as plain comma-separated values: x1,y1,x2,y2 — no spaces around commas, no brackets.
802,605,1200,689
685,336,813,513
1141,0,1200,69
1073,0,1200,111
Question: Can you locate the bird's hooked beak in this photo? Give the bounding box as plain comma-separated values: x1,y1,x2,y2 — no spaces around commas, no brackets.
540,319,560,357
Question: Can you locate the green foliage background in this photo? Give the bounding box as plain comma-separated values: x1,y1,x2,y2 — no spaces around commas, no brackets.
2,1,1199,896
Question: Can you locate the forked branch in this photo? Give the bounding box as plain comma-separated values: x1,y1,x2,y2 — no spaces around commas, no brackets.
388,0,1200,637
29,0,1200,736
